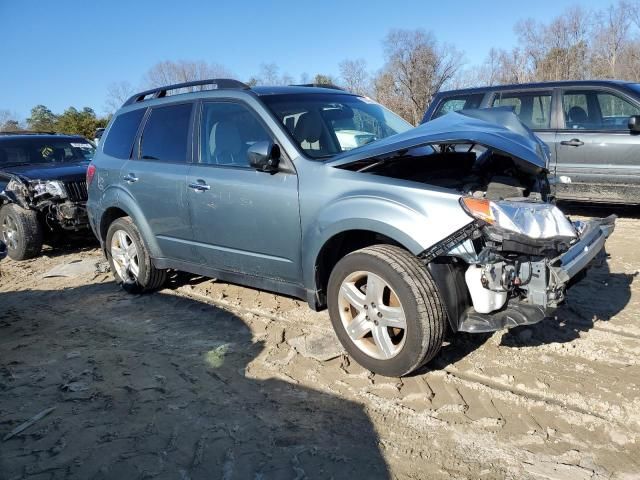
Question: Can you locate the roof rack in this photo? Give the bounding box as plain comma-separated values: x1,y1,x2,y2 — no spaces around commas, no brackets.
123,78,251,106
291,83,346,91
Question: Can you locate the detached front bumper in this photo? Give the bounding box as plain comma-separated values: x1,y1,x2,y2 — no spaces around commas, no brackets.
551,215,615,284
459,215,616,333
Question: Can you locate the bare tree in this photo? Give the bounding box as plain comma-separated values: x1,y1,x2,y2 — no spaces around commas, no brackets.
339,59,370,95
372,70,410,120
0,110,22,131
379,29,463,124
591,1,633,77
251,63,294,86
104,81,136,113
143,60,232,89
515,6,592,82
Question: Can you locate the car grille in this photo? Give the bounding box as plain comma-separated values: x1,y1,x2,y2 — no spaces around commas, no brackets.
64,181,88,202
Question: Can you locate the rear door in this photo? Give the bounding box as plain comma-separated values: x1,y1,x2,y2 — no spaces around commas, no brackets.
186,100,302,284
120,101,195,262
554,87,640,202
490,89,556,167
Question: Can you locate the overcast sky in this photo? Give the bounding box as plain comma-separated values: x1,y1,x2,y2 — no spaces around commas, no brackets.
1,0,615,118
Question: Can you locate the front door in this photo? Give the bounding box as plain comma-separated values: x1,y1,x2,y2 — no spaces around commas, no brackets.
120,102,195,261
186,100,302,284
554,88,640,202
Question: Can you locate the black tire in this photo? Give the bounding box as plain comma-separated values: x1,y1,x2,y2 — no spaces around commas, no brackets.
0,204,43,260
327,244,447,377
105,216,166,293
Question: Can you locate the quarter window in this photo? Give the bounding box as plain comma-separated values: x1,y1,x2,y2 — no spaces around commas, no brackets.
562,90,640,130
103,109,145,159
433,94,484,119
200,102,271,167
492,92,552,129
140,103,193,162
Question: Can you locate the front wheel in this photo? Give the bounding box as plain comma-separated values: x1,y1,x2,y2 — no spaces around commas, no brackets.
327,245,447,377
106,217,166,293
0,204,43,260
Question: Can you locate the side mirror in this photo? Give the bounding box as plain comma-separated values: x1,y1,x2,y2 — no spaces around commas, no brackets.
247,141,280,173
629,115,640,133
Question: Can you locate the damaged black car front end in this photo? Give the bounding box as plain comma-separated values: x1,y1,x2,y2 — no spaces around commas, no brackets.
0,134,93,260
2,174,89,231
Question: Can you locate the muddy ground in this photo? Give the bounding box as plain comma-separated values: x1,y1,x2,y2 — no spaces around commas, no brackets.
1,206,639,479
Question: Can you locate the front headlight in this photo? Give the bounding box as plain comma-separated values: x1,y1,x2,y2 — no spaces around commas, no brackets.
460,197,577,239
31,180,67,199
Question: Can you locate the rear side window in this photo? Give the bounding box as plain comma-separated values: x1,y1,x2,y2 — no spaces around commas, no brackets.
140,103,193,162
433,94,484,119
103,109,145,159
493,92,552,129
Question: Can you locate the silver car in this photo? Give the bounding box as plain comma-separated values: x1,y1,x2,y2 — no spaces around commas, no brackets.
87,80,614,377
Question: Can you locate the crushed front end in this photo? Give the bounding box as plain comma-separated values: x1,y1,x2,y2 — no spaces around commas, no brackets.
3,176,89,232
434,199,615,333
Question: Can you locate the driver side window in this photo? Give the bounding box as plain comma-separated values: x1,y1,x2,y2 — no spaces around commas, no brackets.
562,90,640,130
200,102,271,167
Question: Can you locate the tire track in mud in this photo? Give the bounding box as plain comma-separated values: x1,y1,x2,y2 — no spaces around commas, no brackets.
174,286,640,428
441,366,613,423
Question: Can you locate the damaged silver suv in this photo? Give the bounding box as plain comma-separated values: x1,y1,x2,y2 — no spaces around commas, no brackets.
87,79,614,377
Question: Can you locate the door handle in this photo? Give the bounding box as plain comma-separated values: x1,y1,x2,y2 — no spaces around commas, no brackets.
188,182,211,192
123,173,138,183
560,139,584,147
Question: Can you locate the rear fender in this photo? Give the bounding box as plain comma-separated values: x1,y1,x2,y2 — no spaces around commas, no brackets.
97,186,162,258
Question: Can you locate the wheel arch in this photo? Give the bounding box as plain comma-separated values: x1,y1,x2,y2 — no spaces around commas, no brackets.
309,224,420,310
97,188,162,258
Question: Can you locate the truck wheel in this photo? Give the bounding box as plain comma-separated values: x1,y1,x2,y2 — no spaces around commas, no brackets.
327,245,447,377
0,204,43,260
106,217,166,293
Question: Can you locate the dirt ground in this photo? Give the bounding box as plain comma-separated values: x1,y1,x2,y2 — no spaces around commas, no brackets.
1,206,639,480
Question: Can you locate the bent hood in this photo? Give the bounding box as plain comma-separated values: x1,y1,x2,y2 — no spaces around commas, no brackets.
328,108,550,173
3,161,89,182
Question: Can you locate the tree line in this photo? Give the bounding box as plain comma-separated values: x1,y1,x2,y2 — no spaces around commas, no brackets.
2,0,639,136
0,106,108,139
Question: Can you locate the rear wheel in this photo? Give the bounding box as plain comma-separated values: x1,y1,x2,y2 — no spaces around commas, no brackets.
0,204,43,260
106,217,166,293
327,245,447,377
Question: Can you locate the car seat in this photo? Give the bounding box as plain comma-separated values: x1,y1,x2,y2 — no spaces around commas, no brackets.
210,121,244,166
568,106,588,128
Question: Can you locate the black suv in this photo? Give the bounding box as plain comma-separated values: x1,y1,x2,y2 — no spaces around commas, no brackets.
423,80,640,204
0,133,94,260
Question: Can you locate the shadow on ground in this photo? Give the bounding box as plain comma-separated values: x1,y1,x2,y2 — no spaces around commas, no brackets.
0,283,389,479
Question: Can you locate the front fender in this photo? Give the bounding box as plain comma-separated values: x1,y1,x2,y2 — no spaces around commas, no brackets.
302,194,472,290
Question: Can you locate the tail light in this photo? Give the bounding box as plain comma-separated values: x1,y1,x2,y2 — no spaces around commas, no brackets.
86,163,96,186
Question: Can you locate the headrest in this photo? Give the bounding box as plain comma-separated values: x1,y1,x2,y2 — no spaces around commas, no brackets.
293,110,323,144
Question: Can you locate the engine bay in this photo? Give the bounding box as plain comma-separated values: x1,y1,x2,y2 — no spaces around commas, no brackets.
339,143,551,202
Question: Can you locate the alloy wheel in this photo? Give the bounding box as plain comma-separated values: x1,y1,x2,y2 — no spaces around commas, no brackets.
2,215,18,251
337,270,407,360
110,230,140,282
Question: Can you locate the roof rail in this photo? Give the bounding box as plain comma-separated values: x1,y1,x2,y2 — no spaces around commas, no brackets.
291,83,346,91
123,78,251,107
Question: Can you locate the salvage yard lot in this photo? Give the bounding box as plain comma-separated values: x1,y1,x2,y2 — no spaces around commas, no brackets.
1,208,639,479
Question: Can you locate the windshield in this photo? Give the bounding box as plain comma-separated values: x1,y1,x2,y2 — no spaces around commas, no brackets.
0,137,95,167
262,93,413,159
628,83,640,97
